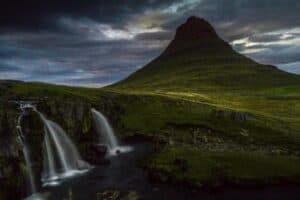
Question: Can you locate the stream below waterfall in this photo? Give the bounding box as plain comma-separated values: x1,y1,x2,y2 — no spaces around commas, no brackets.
16,103,300,200
33,141,300,200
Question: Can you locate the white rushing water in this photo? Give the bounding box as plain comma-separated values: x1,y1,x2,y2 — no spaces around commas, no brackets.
35,110,91,186
16,104,37,195
91,108,132,156
43,129,56,180
16,120,37,194
17,101,91,189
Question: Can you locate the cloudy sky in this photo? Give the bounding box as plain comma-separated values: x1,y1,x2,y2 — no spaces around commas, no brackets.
0,0,299,86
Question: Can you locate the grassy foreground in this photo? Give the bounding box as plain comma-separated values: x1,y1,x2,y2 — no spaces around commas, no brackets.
146,146,300,187
2,79,300,189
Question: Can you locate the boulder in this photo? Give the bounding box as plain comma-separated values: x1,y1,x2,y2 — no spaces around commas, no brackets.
92,144,108,157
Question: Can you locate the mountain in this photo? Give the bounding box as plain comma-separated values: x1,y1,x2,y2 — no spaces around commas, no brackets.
112,16,300,91
108,18,300,189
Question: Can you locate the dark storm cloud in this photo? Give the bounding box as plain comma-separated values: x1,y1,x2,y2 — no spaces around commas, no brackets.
185,0,300,41
246,44,300,64
0,0,300,86
248,34,284,43
0,0,177,31
135,31,173,41
144,0,299,45
0,28,163,84
0,63,20,72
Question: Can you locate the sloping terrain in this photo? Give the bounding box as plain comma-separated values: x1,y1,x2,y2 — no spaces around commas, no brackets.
109,16,300,144
113,16,300,91
109,17,300,187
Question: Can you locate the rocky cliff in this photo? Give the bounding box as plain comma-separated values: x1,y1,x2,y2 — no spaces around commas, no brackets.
0,94,126,199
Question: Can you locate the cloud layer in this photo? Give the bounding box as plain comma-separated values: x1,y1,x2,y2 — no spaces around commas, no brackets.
0,0,299,86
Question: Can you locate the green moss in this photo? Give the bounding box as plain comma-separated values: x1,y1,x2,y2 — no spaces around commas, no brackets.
82,113,92,134
147,146,300,187
19,163,27,175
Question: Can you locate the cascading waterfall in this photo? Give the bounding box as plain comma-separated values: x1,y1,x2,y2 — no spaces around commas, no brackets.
16,101,91,189
16,110,37,195
91,108,119,149
43,128,56,180
91,108,132,155
35,110,91,186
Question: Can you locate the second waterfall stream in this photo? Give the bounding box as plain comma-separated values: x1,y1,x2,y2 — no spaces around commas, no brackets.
91,108,132,156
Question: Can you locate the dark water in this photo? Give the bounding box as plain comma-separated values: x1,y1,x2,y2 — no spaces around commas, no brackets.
40,142,300,200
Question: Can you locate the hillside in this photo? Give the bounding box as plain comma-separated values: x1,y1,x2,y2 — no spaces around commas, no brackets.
109,16,300,140
112,16,300,91
108,17,300,189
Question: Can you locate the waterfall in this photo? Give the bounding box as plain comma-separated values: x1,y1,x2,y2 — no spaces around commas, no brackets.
91,108,119,149
91,108,132,155
16,110,37,195
35,110,91,186
43,129,57,180
16,101,91,189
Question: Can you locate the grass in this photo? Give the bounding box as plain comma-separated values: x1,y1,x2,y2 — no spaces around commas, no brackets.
147,146,300,187
11,82,101,101
115,93,300,148
107,38,300,186
2,63,300,188
112,48,300,91
108,44,300,142
3,79,300,150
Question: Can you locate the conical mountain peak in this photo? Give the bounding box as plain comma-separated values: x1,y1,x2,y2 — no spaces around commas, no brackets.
174,16,218,40
163,16,227,55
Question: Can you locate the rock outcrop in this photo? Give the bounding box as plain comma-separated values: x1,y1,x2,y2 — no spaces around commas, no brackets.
0,95,124,199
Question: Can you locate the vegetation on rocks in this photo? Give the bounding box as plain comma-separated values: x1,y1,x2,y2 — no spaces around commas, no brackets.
146,146,300,188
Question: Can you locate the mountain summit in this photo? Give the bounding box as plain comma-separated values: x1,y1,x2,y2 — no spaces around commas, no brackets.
113,16,300,91
173,16,218,40
163,16,230,55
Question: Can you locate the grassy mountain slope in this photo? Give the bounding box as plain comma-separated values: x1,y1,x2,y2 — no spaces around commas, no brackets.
112,17,300,91
109,16,300,135
113,41,300,91
108,17,300,186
